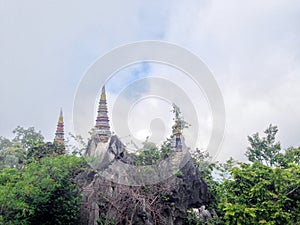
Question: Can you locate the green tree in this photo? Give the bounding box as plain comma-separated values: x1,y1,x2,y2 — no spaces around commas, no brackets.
0,137,13,152
217,125,300,224
27,141,65,161
275,147,300,168
0,143,26,169
135,138,160,165
0,126,46,169
246,124,281,167
12,126,45,150
0,155,85,225
218,161,300,224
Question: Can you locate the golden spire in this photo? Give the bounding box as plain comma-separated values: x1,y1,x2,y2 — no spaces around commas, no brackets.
100,86,106,101
58,108,63,124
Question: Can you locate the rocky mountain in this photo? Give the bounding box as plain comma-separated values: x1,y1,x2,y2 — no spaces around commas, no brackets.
75,135,211,225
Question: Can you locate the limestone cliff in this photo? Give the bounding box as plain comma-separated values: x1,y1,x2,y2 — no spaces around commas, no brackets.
76,135,210,225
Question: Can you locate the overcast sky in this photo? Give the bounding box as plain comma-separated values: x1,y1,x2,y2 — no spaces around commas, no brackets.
1,0,300,161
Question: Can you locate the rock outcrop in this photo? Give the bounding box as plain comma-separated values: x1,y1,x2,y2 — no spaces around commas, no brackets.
76,135,211,225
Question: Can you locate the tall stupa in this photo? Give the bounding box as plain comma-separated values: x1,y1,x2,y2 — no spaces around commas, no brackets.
94,86,111,143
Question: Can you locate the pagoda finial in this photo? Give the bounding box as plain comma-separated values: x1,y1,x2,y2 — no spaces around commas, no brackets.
58,108,63,123
95,85,111,143
101,86,106,101
54,108,64,144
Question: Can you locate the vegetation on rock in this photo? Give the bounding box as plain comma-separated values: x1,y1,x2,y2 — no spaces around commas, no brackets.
0,124,299,224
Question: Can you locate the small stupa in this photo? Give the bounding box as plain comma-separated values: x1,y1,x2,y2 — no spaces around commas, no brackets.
54,109,64,144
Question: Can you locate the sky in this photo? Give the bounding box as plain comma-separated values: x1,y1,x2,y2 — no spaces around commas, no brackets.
0,0,300,161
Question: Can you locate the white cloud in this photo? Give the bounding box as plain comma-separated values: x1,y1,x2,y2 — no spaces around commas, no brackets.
162,0,300,161
0,0,299,162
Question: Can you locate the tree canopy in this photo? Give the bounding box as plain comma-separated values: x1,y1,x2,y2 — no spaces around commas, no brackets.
193,124,300,225
0,126,85,225
0,155,85,225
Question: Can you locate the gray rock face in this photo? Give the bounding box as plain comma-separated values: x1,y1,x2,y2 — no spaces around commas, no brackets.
85,135,127,170
76,135,210,225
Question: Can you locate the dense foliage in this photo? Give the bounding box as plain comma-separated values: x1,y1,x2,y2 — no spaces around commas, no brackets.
0,155,85,225
0,127,44,169
190,125,300,225
0,127,85,225
218,161,300,224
